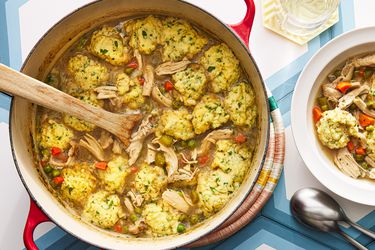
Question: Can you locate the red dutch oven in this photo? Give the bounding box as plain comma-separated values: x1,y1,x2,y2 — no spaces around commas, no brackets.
7,0,270,249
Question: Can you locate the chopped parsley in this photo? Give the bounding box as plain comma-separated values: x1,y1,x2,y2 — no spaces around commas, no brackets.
142,30,147,38
207,66,216,72
100,49,108,54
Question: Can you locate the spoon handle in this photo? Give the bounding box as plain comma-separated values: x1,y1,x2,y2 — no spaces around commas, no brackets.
0,63,115,127
338,230,368,250
0,63,141,145
347,220,375,240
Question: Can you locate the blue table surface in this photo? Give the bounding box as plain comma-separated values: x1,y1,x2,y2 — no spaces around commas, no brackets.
2,0,373,249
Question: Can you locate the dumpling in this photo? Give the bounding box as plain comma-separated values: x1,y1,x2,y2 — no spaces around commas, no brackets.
82,190,125,229
89,26,131,65
200,43,240,93
192,95,229,134
161,17,208,62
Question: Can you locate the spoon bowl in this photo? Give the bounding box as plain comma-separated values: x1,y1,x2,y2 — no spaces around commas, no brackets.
291,188,375,240
291,188,344,221
291,188,368,250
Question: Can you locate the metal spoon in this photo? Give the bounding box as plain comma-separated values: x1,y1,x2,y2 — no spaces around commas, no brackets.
291,188,375,240
291,211,367,250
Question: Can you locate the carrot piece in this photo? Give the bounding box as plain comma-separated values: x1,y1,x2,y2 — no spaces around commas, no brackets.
198,155,209,165
138,76,145,85
164,81,174,91
113,224,123,233
336,81,352,94
95,161,108,170
347,141,355,152
51,147,61,156
52,176,64,185
131,166,138,173
359,113,375,127
234,133,247,144
355,147,366,155
125,59,138,69
313,106,323,123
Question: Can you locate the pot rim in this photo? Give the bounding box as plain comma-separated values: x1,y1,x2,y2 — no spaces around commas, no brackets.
9,0,270,248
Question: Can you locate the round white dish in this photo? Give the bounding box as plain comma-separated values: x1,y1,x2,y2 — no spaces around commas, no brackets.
291,26,375,205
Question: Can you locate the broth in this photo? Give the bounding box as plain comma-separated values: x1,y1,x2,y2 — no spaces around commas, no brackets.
314,53,375,181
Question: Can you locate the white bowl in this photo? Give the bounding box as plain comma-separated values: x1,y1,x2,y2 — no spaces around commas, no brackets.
291,26,375,205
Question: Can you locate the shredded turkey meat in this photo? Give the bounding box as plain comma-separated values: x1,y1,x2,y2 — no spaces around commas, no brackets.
151,87,172,107
79,134,106,161
127,115,155,165
162,189,192,213
95,86,118,99
198,129,234,155
152,138,178,178
334,147,362,178
155,59,191,75
142,65,154,96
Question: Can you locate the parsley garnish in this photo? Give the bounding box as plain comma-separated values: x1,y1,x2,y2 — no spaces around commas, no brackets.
207,66,215,72
100,49,108,54
142,30,147,38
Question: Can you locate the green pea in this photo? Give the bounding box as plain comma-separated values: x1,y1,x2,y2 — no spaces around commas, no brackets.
134,207,142,215
318,97,328,107
159,135,174,146
187,139,196,149
51,169,61,177
321,105,329,111
172,100,182,110
366,125,375,132
155,152,166,167
43,165,53,174
190,214,200,225
130,214,138,222
361,162,369,169
124,67,134,75
354,154,365,162
177,223,186,233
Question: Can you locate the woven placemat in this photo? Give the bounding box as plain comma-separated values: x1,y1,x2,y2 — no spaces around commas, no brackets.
186,89,285,248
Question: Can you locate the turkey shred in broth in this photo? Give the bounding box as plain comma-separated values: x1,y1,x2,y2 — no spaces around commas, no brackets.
314,53,375,180
34,15,258,237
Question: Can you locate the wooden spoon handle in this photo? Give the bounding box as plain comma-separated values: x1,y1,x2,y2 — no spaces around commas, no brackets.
0,63,140,143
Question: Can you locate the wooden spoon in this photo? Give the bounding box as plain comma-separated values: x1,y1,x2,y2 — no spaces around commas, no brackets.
0,63,142,146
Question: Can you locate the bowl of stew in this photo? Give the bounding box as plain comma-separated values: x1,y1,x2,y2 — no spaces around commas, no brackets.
292,26,375,205
9,0,270,249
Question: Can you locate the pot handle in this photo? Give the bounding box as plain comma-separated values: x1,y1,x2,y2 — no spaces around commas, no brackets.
24,198,50,250
228,0,255,48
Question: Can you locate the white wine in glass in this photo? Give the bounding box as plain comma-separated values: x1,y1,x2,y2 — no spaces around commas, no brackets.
277,0,340,35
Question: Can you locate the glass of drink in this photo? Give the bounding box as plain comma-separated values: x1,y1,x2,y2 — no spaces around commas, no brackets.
276,0,340,35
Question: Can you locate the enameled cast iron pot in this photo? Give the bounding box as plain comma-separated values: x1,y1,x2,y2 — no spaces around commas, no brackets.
9,0,270,249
